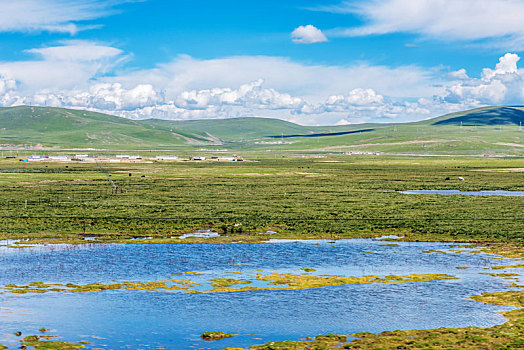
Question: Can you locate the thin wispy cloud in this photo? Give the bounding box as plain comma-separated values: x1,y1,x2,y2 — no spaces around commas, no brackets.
316,0,524,48
0,0,136,34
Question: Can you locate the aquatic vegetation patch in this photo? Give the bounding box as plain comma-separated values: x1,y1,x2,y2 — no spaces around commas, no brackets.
200,331,236,341
1,280,187,294
422,249,447,254
479,244,524,260
20,335,88,349
479,272,521,279
230,334,350,350
208,278,251,288
491,264,524,270
189,272,456,293
470,290,524,308
256,272,455,290
0,272,455,295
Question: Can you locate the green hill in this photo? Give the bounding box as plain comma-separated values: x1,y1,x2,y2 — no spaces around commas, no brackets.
147,117,313,141
0,105,522,155
0,106,209,148
427,106,524,126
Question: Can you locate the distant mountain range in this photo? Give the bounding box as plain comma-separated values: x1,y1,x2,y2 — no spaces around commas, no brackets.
0,105,522,154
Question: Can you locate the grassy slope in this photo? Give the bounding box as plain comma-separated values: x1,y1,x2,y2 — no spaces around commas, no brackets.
0,105,523,154
147,117,313,141
0,106,208,148
143,107,524,155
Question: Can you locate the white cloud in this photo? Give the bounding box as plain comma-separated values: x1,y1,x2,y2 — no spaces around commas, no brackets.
335,119,350,125
444,53,524,105
112,55,436,101
322,0,524,48
449,69,469,80
291,25,328,44
0,42,522,125
481,53,520,80
326,88,384,107
175,80,305,110
0,0,131,34
27,41,123,62
0,41,126,90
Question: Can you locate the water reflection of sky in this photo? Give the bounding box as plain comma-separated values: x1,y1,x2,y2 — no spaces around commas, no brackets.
400,190,524,196
0,239,522,349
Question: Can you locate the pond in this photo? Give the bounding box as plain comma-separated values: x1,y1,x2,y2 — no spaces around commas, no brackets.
400,190,524,196
0,239,522,349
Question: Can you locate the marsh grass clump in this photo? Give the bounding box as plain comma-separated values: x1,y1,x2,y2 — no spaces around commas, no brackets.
1,272,454,296
20,334,87,349
301,268,316,272
253,272,455,290
491,264,524,270
247,334,349,350
200,331,235,341
208,278,251,288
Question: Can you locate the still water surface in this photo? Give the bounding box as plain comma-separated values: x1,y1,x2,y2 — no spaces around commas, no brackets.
0,239,521,349
400,190,524,196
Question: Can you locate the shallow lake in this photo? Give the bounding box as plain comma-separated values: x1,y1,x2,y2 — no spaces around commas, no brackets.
0,239,522,349
400,190,524,196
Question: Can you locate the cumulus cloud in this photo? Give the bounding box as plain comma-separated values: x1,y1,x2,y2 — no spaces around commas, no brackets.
291,25,328,44
0,0,134,34
449,69,469,80
443,52,524,105
295,88,432,121
175,80,305,110
1,41,522,125
481,53,520,80
320,0,524,48
0,75,20,106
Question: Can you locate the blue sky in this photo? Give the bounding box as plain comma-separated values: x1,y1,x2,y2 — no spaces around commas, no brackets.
0,0,524,125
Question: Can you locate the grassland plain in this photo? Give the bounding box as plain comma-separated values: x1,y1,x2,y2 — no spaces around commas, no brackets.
0,155,522,243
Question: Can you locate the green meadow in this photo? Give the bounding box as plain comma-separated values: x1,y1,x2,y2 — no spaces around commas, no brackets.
0,155,522,243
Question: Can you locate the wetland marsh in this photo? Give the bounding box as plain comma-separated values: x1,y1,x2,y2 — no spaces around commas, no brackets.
0,155,522,349
0,239,523,349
